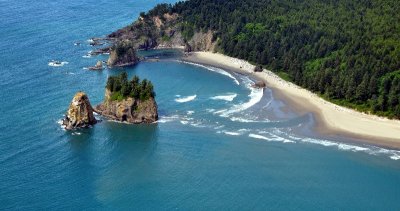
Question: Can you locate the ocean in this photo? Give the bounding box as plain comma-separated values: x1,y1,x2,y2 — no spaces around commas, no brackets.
0,0,399,209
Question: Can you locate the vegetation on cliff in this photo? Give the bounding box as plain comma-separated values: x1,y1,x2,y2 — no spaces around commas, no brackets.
121,0,400,118
95,72,158,123
106,72,155,101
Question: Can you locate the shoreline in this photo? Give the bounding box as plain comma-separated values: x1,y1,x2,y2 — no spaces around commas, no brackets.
181,51,400,149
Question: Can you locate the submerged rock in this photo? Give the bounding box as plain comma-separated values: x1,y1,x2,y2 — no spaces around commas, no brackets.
62,92,97,130
94,89,158,124
90,47,111,56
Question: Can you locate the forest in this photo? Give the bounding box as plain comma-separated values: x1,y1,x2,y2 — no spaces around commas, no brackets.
145,0,400,118
106,72,155,101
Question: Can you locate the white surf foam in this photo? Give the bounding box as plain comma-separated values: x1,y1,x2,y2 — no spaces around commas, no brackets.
210,93,237,101
249,134,270,140
224,131,241,136
390,155,400,160
299,136,400,160
157,115,180,123
175,95,196,103
181,61,240,85
218,76,263,117
48,61,68,67
229,116,269,123
249,133,295,143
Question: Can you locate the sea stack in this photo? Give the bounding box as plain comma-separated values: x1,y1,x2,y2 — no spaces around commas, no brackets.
89,60,103,70
94,72,158,123
62,92,97,130
107,40,139,67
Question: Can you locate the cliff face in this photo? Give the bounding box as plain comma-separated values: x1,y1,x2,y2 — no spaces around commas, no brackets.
186,30,216,52
94,89,158,123
63,92,97,130
107,13,216,52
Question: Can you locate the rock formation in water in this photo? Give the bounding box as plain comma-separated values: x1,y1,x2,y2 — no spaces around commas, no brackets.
62,92,97,130
107,40,140,67
94,73,158,123
89,60,103,70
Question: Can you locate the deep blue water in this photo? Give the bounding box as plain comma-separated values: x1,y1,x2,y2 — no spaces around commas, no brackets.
1,0,400,209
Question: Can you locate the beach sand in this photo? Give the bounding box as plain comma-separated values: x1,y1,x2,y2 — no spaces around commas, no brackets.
182,51,400,149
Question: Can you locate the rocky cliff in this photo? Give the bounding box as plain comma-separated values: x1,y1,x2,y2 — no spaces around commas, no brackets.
62,92,97,130
107,13,216,52
94,89,158,124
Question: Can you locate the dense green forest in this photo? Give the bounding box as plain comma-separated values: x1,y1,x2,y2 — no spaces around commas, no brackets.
106,72,155,101
145,0,400,118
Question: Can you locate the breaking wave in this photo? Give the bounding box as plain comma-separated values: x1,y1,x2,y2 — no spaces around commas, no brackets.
48,61,68,67
175,95,197,103
180,61,240,85
217,76,263,117
210,93,237,101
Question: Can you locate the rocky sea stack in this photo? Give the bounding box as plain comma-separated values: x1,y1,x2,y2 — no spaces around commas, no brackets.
62,92,97,130
94,72,158,123
107,40,139,67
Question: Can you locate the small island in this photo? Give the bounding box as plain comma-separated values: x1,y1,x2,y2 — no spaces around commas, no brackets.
94,72,158,123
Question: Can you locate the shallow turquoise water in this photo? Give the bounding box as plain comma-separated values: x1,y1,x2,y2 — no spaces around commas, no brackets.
1,0,400,209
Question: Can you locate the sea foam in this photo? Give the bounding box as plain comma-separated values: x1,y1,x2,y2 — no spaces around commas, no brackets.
48,61,68,67
181,61,240,85
210,93,237,101
218,76,263,117
175,95,196,103
248,133,295,143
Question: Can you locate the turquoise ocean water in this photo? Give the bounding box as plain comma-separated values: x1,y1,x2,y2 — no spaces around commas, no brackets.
1,0,400,209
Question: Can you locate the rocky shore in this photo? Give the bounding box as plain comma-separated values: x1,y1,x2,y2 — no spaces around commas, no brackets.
106,12,216,53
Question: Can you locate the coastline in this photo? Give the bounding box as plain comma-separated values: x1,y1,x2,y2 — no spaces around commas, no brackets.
181,51,400,149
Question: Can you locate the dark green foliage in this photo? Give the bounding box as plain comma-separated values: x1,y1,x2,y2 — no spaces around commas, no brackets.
114,41,137,59
106,72,155,101
149,0,400,118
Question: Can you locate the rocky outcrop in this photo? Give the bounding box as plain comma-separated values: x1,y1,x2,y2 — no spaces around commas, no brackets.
62,92,97,130
252,81,266,88
90,47,111,56
89,61,103,70
107,40,140,67
254,65,263,72
107,12,215,52
186,30,216,52
94,89,158,124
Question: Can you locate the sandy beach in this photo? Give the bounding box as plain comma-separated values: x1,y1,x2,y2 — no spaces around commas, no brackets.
182,51,400,148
